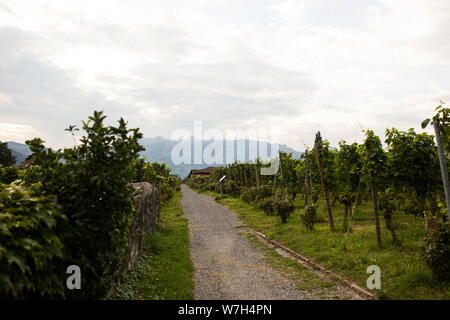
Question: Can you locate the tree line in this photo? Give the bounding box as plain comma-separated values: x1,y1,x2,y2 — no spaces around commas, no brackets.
186,105,450,282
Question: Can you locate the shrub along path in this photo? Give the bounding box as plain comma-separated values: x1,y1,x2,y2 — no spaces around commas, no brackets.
181,184,362,300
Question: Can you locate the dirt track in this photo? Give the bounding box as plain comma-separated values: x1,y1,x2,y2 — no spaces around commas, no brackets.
180,184,362,300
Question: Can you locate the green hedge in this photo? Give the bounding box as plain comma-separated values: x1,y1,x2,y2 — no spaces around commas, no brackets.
0,182,65,299
22,111,144,299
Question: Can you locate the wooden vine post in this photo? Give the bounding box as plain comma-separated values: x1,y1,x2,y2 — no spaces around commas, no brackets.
151,183,156,233
273,173,278,193
279,150,286,200
157,182,161,222
137,159,144,181
308,156,313,199
433,120,450,220
231,164,236,182
156,165,161,223
238,163,244,186
313,132,335,231
364,130,382,248
304,149,310,206
233,165,238,183
255,162,260,187
421,106,450,219
244,166,249,186
366,151,382,248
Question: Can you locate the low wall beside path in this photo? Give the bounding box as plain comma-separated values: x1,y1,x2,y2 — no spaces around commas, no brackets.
125,182,160,271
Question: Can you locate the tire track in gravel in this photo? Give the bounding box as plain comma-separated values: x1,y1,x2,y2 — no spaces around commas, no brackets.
181,184,363,300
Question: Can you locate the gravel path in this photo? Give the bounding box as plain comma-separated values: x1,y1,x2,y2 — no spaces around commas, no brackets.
181,185,362,300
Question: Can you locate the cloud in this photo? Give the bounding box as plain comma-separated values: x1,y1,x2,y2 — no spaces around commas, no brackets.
0,26,136,147
0,0,449,151
0,122,39,142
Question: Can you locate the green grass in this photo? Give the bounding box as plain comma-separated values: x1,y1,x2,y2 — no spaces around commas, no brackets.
241,232,349,298
111,191,194,300
201,189,450,300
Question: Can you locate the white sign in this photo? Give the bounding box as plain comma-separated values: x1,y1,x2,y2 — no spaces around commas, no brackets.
219,175,226,182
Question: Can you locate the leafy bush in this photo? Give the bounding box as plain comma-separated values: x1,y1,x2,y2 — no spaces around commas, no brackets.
223,180,241,197
214,182,222,193
300,205,316,231
131,160,179,201
240,186,272,204
397,195,424,217
202,182,213,191
257,198,275,216
0,182,65,299
185,176,210,192
422,218,450,282
160,183,174,203
254,185,273,201
0,166,20,184
25,111,144,299
240,187,255,203
272,199,295,223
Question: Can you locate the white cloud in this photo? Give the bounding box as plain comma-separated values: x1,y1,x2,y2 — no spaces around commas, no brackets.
0,0,449,150
0,122,39,142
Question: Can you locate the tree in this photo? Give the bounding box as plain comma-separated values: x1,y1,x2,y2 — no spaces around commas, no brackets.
279,151,301,201
25,110,144,299
0,141,16,166
364,130,385,248
314,132,335,231
301,149,310,206
385,128,440,214
378,188,400,244
305,150,319,204
278,150,286,199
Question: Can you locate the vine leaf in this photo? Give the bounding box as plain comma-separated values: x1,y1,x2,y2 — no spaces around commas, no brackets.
421,118,431,129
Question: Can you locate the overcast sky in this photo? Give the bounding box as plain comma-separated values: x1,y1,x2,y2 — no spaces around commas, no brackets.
0,0,449,150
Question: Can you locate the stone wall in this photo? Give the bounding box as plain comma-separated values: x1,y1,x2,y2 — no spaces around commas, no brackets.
125,182,160,271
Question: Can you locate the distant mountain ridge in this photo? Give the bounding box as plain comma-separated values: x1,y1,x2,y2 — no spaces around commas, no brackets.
6,141,33,165
6,137,302,178
138,137,302,178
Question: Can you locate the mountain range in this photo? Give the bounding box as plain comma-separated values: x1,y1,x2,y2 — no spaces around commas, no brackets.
7,137,302,178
